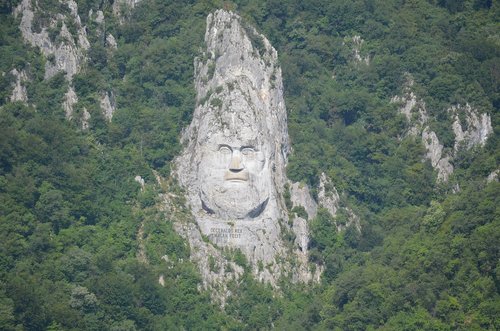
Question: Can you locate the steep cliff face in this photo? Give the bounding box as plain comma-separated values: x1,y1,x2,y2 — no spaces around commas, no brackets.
14,0,89,81
450,104,493,152
13,0,120,123
9,68,28,102
113,0,141,23
172,10,320,301
391,77,453,182
392,75,493,183
318,173,361,232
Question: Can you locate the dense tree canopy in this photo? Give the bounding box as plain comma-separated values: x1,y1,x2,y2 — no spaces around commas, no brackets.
0,0,498,329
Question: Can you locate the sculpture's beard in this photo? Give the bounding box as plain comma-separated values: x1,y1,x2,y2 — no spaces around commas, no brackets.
199,176,270,220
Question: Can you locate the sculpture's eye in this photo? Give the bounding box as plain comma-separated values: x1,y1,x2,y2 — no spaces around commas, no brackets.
241,147,255,156
219,145,232,154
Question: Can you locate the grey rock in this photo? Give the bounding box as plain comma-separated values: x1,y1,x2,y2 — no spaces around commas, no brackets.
393,75,493,183
106,34,118,50
100,91,116,121
81,108,90,130
318,172,340,218
450,104,493,151
15,0,89,80
95,10,105,24
113,0,141,23
487,169,498,183
134,175,145,192
392,75,453,182
173,10,319,296
63,86,78,119
422,128,454,182
318,172,361,232
9,68,28,103
290,181,317,220
344,35,370,65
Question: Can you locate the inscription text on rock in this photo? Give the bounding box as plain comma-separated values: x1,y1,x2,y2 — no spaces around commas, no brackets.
210,227,243,241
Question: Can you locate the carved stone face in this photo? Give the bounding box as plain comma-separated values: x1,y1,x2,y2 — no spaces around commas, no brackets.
197,126,271,219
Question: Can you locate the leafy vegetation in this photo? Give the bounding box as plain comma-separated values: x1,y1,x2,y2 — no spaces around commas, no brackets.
0,0,498,330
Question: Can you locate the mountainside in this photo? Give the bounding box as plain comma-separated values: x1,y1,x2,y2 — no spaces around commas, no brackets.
0,0,498,330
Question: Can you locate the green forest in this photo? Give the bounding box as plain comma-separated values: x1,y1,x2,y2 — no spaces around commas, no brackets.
0,0,499,330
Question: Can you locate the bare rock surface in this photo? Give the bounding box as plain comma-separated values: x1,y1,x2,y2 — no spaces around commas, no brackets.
113,0,141,23
81,108,90,130
100,91,116,121
392,76,453,181
290,182,317,220
10,68,28,103
421,128,454,182
318,173,361,232
392,75,493,183
450,104,493,151
63,86,78,119
172,10,319,298
487,169,498,183
15,0,89,81
344,35,370,65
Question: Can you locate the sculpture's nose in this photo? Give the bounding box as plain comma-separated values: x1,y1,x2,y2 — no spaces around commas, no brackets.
229,151,244,172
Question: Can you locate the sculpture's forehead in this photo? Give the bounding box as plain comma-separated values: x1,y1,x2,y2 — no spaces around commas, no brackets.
202,130,262,147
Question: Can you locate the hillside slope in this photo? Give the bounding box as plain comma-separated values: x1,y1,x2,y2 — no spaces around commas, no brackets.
0,0,498,330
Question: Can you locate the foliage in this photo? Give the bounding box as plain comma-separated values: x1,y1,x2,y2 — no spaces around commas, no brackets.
0,0,498,329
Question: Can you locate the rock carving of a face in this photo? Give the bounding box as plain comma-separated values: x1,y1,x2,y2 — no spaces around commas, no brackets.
197,114,271,220
176,10,289,222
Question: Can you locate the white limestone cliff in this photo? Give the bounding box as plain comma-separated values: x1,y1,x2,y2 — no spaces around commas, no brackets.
15,0,89,81
9,68,28,103
63,86,78,119
344,35,370,65
100,91,116,121
421,128,454,182
113,0,141,23
392,76,453,182
318,173,361,232
487,169,498,183
171,10,320,300
106,34,118,50
289,182,317,220
450,104,493,152
14,0,122,125
392,76,493,183
81,108,90,130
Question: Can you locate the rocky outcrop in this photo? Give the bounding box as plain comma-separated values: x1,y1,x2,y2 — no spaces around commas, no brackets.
113,0,141,23
100,91,116,121
62,86,78,119
289,182,317,220
421,129,454,182
487,169,498,183
90,9,118,51
15,0,89,81
106,34,118,50
9,68,28,103
318,173,340,218
344,35,370,65
13,0,122,125
450,104,493,152
172,10,319,301
134,175,145,192
81,108,90,130
318,173,361,232
392,76,493,183
392,76,453,182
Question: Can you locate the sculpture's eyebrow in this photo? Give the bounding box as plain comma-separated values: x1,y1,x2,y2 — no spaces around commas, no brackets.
218,144,232,150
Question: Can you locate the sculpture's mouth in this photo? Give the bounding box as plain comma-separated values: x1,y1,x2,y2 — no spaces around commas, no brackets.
224,171,249,182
